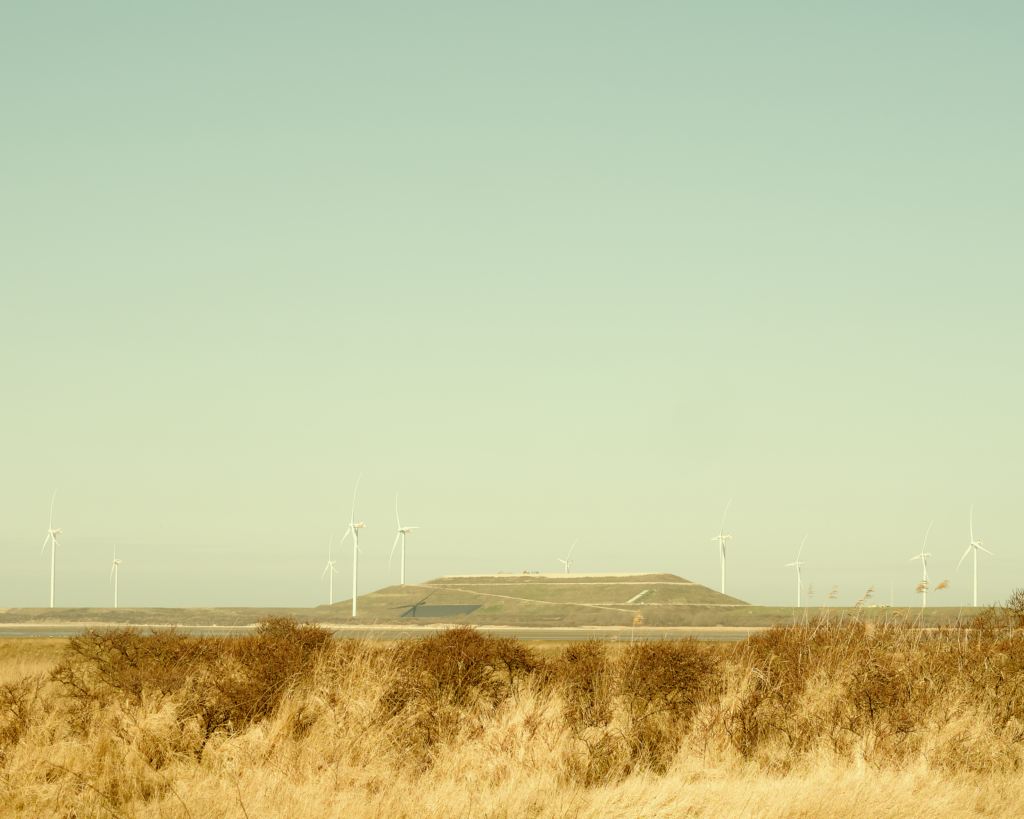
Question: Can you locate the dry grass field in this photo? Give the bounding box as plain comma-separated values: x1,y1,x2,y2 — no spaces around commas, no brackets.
2,602,1024,818
0,637,65,684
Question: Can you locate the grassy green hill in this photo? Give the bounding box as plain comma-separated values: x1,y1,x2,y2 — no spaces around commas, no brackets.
321,572,752,627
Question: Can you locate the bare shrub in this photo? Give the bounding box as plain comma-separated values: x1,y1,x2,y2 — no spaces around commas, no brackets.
550,641,623,785
554,641,613,731
617,639,722,772
373,626,542,766
49,618,334,763
215,616,333,725
0,677,43,764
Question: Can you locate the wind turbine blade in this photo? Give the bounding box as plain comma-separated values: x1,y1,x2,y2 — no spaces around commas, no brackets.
797,535,807,560
956,545,972,571
110,564,115,582
339,528,351,546
395,495,401,530
970,504,974,544
978,545,994,556
322,564,330,578
720,498,732,534
49,490,56,531
922,521,933,550
566,540,577,560
389,533,401,569
350,474,362,524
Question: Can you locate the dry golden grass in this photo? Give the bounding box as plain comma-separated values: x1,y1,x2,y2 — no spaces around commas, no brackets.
0,636,64,684
2,607,1024,817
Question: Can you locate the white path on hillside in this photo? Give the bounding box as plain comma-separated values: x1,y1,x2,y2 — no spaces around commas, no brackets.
422,587,635,613
418,586,745,611
421,581,701,587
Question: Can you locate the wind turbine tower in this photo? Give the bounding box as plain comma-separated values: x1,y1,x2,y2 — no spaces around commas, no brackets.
957,505,992,607
710,499,733,595
322,535,339,605
558,540,577,574
340,476,366,617
390,496,418,586
910,522,933,608
110,548,122,608
785,535,807,607
41,491,62,608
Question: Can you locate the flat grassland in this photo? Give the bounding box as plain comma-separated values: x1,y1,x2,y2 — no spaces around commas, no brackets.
2,604,1024,818
0,637,64,683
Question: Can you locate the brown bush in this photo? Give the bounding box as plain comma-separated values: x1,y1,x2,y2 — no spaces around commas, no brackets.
0,677,43,764
50,618,333,762
372,626,543,764
617,639,723,772
554,641,613,731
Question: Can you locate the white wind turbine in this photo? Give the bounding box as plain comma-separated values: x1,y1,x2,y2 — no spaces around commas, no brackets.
322,535,339,605
910,522,933,608
957,504,992,608
41,491,62,608
339,475,366,617
558,540,577,574
710,499,733,595
389,496,418,586
785,535,807,607
110,547,122,608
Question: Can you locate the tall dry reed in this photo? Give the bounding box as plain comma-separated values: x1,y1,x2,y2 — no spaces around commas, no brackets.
2,606,1024,817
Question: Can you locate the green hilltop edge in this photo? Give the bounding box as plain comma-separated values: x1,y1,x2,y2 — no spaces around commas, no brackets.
0,573,991,629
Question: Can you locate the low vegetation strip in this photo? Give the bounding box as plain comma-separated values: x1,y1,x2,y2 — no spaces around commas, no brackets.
3,599,1024,816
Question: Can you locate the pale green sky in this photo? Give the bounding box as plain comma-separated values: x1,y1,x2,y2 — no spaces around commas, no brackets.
2,3,1021,610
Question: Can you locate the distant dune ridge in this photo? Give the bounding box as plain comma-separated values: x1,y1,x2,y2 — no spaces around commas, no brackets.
0,572,750,628
0,573,989,629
